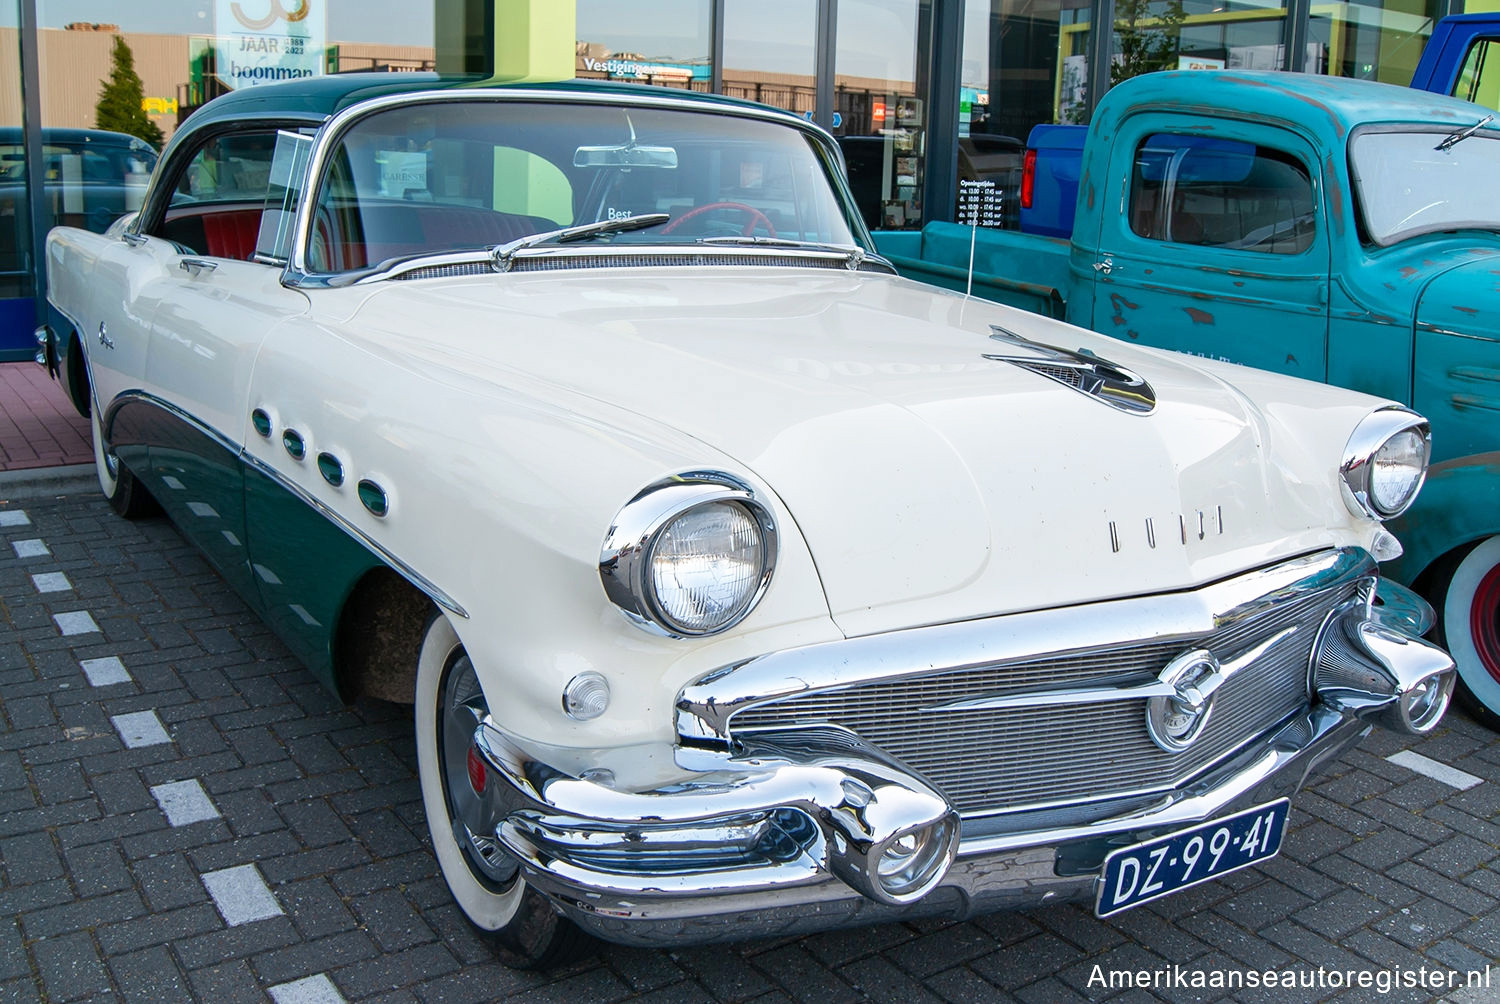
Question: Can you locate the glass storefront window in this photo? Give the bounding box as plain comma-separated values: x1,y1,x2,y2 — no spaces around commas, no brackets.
1309,0,1436,85
1,0,35,356
575,0,712,91
722,0,817,116
959,0,1090,230
835,0,931,231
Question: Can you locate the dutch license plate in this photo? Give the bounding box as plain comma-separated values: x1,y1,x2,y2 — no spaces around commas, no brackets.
1095,799,1289,918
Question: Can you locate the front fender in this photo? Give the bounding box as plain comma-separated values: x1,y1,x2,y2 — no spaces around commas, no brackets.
1385,452,1500,583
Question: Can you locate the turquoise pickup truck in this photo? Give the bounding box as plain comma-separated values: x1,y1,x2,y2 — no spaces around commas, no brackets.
875,71,1500,728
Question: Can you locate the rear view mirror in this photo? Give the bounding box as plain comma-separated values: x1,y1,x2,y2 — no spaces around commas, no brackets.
573,144,678,169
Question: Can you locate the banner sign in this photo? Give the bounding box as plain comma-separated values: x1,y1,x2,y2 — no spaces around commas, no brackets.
215,0,326,90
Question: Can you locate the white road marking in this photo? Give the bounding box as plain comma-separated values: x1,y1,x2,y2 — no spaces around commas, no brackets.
53,611,99,635
12,539,49,558
111,710,171,748
201,864,283,926
0,510,30,527
32,572,72,593
268,974,345,1004
151,779,221,827
80,656,132,687
1386,750,1483,791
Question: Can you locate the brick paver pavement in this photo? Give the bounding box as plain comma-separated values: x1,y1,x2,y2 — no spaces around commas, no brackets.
1,476,1496,1002
0,363,92,472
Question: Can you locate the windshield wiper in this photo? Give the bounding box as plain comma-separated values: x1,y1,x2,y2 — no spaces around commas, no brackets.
1435,114,1495,152
696,235,875,270
491,213,670,271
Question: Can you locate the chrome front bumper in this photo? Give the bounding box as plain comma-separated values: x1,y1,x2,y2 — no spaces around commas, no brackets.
467,552,1455,947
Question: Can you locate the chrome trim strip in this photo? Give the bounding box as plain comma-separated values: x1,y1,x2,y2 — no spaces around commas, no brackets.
239,450,468,619
349,243,892,286
984,324,1156,416
676,548,1375,743
284,88,851,286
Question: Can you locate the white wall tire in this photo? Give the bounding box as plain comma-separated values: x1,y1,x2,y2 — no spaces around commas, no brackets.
90,399,156,519
1438,535,1500,732
414,613,591,968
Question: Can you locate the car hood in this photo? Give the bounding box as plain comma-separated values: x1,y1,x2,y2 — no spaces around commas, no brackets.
342,267,1375,636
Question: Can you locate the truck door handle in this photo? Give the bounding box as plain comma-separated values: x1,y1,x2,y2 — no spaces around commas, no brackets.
180,257,219,275
1093,257,1114,274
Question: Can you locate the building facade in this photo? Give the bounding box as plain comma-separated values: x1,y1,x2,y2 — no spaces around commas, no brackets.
0,0,1474,358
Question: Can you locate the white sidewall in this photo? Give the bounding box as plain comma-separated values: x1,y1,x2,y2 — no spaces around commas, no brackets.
90,403,119,500
414,615,525,930
1444,535,1500,715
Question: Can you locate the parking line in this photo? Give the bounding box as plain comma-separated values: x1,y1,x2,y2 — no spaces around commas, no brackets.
111,710,171,748
12,539,49,558
201,864,284,926
53,611,99,635
80,656,132,687
1386,750,1483,790
31,572,72,593
151,779,221,827
0,510,30,527
268,974,345,1004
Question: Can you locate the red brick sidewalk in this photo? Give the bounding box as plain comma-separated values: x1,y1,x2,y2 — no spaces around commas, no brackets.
0,362,93,471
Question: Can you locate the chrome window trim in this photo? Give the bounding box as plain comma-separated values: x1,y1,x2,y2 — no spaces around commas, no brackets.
599,471,778,638
1338,405,1431,520
676,548,1376,743
280,88,864,289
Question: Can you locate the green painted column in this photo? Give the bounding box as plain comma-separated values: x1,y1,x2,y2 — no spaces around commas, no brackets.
491,0,577,81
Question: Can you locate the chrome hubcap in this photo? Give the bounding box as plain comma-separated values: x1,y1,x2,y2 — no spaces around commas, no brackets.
439,652,518,887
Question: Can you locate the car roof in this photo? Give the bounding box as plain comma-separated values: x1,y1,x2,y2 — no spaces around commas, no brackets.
0,126,156,149
1094,70,1500,145
177,72,790,133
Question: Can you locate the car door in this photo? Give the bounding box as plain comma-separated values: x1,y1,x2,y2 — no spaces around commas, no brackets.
1087,114,1331,381
125,126,311,605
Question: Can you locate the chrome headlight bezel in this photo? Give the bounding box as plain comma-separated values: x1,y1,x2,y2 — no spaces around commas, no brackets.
1339,407,1431,521
599,472,778,638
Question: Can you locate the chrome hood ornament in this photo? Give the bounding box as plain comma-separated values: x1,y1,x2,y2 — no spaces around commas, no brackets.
1146,649,1225,752
983,324,1157,415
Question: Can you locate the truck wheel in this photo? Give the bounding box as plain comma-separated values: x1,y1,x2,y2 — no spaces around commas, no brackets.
91,399,158,519
413,613,593,969
1436,535,1500,732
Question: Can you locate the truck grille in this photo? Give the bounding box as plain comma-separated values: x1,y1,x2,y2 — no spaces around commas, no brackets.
727,581,1354,816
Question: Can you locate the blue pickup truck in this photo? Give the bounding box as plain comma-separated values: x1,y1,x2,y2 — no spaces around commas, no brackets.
874,70,1500,729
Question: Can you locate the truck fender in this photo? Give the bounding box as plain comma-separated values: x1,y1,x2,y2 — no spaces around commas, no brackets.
1385,453,1500,586
1386,453,1500,729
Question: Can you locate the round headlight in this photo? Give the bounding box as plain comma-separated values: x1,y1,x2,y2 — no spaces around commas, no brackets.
599,474,778,637
1368,428,1427,516
648,501,765,634
1340,409,1430,521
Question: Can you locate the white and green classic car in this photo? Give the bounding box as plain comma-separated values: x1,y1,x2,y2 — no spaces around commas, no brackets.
40,74,1456,968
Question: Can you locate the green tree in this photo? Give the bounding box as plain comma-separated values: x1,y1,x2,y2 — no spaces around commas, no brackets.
95,35,164,148
1112,0,1188,87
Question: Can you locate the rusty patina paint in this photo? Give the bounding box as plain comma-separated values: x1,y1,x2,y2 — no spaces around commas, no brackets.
1109,292,1140,327
1401,267,1420,280
1455,305,1479,315
1184,307,1214,325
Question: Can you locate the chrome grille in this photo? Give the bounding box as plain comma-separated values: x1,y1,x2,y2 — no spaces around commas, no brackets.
393,262,492,280
729,581,1354,816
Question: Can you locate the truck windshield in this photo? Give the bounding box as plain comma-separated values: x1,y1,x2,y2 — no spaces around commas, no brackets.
1349,127,1500,245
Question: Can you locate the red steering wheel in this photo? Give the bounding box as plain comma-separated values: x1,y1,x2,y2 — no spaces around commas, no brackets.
661,201,776,237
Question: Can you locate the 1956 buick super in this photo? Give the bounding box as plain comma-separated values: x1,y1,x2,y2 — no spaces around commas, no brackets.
39,74,1457,967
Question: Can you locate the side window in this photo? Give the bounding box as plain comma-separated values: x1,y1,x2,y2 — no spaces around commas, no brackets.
1454,39,1500,111
1129,134,1315,255
158,131,280,260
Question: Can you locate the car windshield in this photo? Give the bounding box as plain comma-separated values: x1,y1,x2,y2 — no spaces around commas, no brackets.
306,99,861,274
1349,126,1500,246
